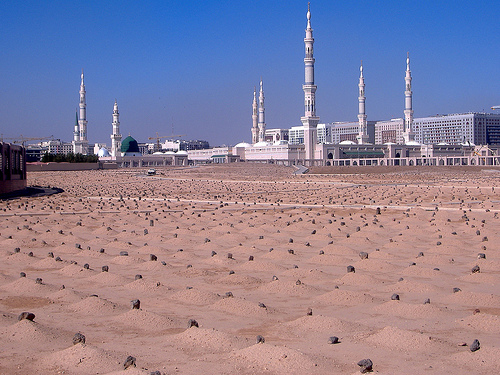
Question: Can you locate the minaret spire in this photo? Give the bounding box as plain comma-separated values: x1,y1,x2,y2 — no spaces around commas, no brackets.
73,110,80,142
403,52,415,144
110,99,122,158
356,61,369,144
301,2,320,164
258,78,266,143
73,70,89,154
251,86,258,144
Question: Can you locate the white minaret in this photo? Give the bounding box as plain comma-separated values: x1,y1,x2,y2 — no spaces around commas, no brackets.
300,2,320,164
73,110,80,142
403,52,415,144
110,100,122,158
251,86,259,144
356,61,369,144
258,78,266,143
77,70,89,154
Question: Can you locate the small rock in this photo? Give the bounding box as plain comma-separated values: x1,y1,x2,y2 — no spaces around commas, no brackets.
119,251,128,256
123,355,136,369
473,309,480,315
227,253,233,259
359,252,368,260
258,302,267,309
477,253,486,259
471,265,480,273
225,292,233,298
272,275,279,281
35,278,43,284
229,270,235,275
346,265,355,273
18,312,35,321
306,307,313,316
319,250,324,255
248,255,254,261
83,263,90,269
47,252,54,258
453,287,461,293
417,252,424,257
131,299,140,309
20,272,26,278
391,293,400,301
328,336,339,344
256,335,265,344
470,339,480,352
423,298,430,304
149,254,157,261
357,358,373,373
211,251,217,257
135,274,142,280
72,332,86,345
102,265,109,272
288,249,294,254
188,319,199,328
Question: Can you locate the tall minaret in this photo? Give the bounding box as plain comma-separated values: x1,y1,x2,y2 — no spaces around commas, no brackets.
73,110,80,142
300,3,320,164
78,70,89,153
251,87,259,144
258,78,266,143
403,52,415,144
356,61,369,144
110,100,122,158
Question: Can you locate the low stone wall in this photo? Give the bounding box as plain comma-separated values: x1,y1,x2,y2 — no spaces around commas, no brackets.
27,162,101,172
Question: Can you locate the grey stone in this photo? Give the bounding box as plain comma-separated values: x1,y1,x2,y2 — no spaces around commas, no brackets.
211,251,217,257
256,335,265,344
18,312,35,321
123,355,136,369
72,332,86,345
357,358,373,373
119,251,128,256
47,252,54,258
424,298,431,304
131,299,140,309
306,307,313,316
296,279,302,285
35,278,43,284
102,265,109,272
258,302,267,309
149,254,157,261
477,253,486,259
188,319,199,328
225,292,233,298
417,252,424,257
471,265,480,273
328,336,339,344
347,265,355,273
470,339,480,352
453,287,461,293
83,263,90,269
288,249,294,254
359,252,368,260
248,255,254,261
20,272,26,278
227,253,233,259
272,275,279,281
391,293,400,301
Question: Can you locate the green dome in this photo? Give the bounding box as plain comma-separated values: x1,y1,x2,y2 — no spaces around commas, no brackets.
121,136,140,153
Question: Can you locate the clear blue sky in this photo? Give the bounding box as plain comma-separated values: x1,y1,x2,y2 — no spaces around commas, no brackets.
1,0,498,147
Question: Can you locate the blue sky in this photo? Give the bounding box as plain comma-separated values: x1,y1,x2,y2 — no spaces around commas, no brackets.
1,0,498,147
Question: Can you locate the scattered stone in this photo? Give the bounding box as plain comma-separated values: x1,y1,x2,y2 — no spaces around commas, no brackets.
211,251,217,257
47,252,54,258
256,335,265,344
19,272,26,278
83,263,90,269
306,307,313,316
470,339,480,352
14,247,20,253
99,248,105,253
359,252,368,260
131,299,140,309
391,293,400,301
471,265,480,273
18,312,35,321
27,252,33,257
398,277,404,282
409,262,416,266
35,278,43,284
453,287,461,293
258,302,267,309
143,229,148,235
248,255,254,261
119,251,128,256
296,279,302,285
188,319,199,328
227,253,233,259
482,236,488,242
424,298,430,304
436,241,442,246
225,292,233,298
55,256,62,262
123,355,136,369
376,207,381,215
319,250,324,255
72,332,86,345
347,265,355,273
229,270,235,275
288,238,293,243
288,249,294,254
149,254,157,261
417,252,424,257
75,243,81,249
328,336,339,344
357,358,373,373
102,265,109,272
473,309,480,315
272,275,279,281
477,253,486,259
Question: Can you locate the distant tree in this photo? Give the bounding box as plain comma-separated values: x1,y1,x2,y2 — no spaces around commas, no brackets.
40,152,99,163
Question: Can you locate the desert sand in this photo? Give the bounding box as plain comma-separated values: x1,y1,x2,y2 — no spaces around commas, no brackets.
0,164,499,374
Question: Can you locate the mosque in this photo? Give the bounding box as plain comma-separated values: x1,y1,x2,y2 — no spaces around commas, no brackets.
93,3,499,168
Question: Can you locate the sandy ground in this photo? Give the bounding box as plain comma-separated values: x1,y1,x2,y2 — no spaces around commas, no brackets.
0,164,499,374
